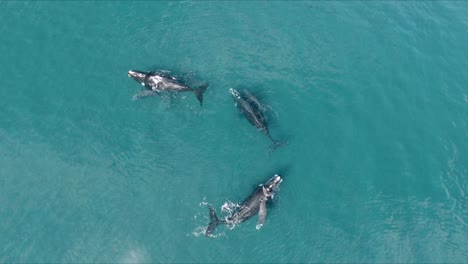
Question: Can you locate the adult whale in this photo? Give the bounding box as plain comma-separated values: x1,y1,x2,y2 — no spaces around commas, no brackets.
229,88,287,150
128,70,208,106
205,174,283,236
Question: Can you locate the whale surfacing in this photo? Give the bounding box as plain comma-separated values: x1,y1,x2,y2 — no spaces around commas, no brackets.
229,88,287,150
205,174,283,236
128,70,208,106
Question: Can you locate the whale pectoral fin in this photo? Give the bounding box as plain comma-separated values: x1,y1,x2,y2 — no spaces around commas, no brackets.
132,90,160,101
256,198,267,230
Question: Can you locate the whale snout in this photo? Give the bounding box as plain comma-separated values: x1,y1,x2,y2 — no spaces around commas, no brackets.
273,174,282,185
128,70,147,84
229,88,241,99
128,70,142,78
128,70,136,77
266,174,282,191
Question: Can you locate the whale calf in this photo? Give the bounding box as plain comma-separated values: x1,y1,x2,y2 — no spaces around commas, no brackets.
229,88,287,150
205,174,283,236
128,70,208,106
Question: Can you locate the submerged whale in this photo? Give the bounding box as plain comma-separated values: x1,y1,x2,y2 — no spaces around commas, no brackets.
205,174,283,236
128,70,208,106
229,88,287,150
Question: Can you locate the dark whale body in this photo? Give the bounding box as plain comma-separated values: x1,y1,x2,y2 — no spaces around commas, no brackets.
229,88,287,150
128,70,208,106
205,174,283,236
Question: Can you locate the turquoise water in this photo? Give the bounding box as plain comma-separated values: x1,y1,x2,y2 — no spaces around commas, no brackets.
1,1,467,263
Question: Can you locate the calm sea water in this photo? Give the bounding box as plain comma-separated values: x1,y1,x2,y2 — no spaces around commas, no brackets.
1,1,467,263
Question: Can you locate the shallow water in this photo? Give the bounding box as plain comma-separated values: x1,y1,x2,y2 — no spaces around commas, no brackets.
0,2,467,263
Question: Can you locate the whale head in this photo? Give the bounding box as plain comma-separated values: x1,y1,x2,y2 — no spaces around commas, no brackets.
128,70,149,86
262,174,283,197
229,88,242,101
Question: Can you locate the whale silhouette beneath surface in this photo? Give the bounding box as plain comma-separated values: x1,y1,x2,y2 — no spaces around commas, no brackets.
229,88,287,150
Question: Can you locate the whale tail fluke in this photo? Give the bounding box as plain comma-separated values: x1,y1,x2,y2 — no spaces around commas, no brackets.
205,205,220,236
194,83,208,106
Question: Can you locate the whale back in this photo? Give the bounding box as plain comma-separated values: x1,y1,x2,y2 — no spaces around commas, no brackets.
228,187,264,224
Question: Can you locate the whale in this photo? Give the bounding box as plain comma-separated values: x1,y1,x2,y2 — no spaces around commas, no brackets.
229,88,287,150
205,174,283,236
128,70,208,106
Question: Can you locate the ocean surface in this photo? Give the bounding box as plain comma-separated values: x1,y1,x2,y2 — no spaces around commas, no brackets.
1,1,467,263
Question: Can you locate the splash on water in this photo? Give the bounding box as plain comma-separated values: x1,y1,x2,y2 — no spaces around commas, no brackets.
192,198,242,237
221,200,240,214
